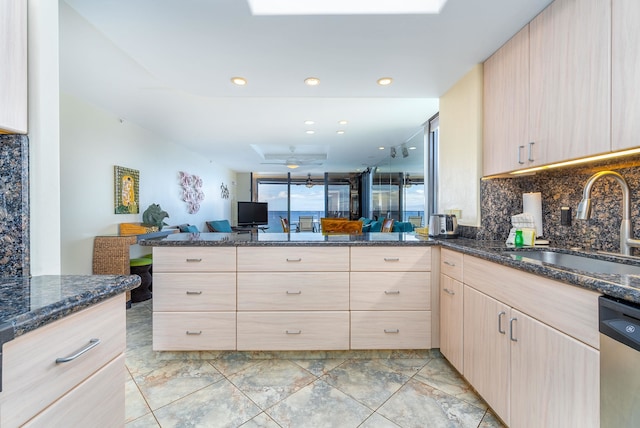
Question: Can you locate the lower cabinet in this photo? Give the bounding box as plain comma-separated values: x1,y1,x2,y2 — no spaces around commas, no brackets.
439,273,464,373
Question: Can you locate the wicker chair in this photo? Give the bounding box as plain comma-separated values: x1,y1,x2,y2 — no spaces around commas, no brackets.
92,235,138,306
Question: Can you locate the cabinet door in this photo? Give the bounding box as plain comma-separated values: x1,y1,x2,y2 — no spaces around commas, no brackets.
0,0,27,134
510,309,599,428
612,0,640,151
529,0,611,164
440,274,463,373
483,25,530,176
463,286,511,425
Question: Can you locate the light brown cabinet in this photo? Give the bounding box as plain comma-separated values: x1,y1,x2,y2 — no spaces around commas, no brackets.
611,0,640,151
439,248,464,372
0,0,27,134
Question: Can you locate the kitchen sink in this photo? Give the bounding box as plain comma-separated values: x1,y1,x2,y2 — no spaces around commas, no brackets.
504,250,640,276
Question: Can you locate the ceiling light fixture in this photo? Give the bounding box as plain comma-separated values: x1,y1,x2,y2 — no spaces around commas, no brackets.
304,120,315,125
377,77,393,86
338,120,348,125
378,146,385,150
409,146,417,150
304,77,320,86
287,163,299,169
306,173,314,188
306,130,315,134
231,77,247,86
248,0,449,15
337,130,345,135
390,147,397,158
402,145,409,158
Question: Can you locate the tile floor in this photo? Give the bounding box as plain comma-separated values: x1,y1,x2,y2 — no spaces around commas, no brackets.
125,300,505,428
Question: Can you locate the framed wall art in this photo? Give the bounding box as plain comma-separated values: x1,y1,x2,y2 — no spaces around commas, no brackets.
114,165,140,214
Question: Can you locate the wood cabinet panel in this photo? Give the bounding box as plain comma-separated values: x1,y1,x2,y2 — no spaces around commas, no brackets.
237,247,349,272
153,247,236,272
440,248,463,281
350,247,431,272
350,311,431,349
237,312,349,350
153,312,236,351
153,272,236,311
0,0,27,134
350,271,430,311
439,274,464,373
237,272,349,311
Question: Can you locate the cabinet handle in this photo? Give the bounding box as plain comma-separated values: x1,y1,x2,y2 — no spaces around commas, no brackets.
186,291,202,295
286,258,302,262
286,290,302,295
498,311,506,334
186,330,202,335
286,330,302,334
509,317,518,342
384,329,400,334
528,142,535,162
186,258,202,263
443,261,456,267
384,290,400,295
518,145,525,164
384,257,400,262
443,288,455,296
55,338,100,364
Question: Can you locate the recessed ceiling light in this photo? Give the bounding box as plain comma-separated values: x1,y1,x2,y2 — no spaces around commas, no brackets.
304,120,315,125
337,130,345,135
378,146,385,150
409,146,417,150
304,77,320,86
306,130,315,134
377,77,393,86
338,120,348,125
248,0,449,15
231,77,247,86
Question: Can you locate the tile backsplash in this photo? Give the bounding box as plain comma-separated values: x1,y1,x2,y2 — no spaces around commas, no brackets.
473,154,640,254
0,134,29,277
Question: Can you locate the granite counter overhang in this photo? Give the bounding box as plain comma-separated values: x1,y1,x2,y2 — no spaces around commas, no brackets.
140,232,640,304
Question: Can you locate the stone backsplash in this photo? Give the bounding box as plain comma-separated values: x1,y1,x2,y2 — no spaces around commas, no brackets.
0,134,29,277
475,154,640,254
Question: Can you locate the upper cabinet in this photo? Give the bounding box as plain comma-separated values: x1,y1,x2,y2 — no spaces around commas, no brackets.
612,0,640,151
0,0,28,134
484,0,612,176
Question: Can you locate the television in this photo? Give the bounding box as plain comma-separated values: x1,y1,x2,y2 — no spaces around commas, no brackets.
237,201,268,227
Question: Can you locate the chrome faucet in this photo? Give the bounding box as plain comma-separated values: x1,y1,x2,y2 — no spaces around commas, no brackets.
576,170,640,256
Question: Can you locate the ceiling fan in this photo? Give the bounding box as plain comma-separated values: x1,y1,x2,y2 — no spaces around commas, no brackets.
260,146,327,169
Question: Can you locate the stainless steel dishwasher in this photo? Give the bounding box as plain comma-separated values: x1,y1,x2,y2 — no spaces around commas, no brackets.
599,295,640,428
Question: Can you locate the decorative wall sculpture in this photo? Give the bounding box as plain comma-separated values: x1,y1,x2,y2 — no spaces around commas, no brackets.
179,171,204,214
114,165,140,214
220,183,230,199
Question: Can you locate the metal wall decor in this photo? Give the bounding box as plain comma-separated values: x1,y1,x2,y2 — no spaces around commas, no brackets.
179,171,204,214
220,183,230,199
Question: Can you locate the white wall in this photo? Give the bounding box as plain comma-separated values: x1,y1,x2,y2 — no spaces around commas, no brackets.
60,93,236,274
438,64,483,226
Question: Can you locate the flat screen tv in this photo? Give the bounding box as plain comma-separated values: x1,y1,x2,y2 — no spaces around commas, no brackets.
237,201,268,227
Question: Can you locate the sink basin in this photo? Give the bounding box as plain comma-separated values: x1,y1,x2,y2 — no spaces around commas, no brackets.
504,250,640,276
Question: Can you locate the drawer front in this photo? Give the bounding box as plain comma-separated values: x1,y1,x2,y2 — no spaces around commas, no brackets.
237,272,349,311
350,272,430,310
153,312,236,351
23,354,125,428
350,247,431,272
153,247,236,272
153,272,236,311
237,247,349,272
441,248,463,281
237,312,349,350
1,295,125,428
350,311,431,349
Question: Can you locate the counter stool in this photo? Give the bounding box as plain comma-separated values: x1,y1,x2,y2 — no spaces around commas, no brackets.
130,257,152,303
142,253,153,291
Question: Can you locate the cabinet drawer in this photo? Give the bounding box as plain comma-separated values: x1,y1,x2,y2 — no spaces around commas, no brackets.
153,312,236,351
1,295,125,428
153,247,236,272
441,248,463,281
23,354,125,428
237,272,349,311
153,273,236,311
350,311,431,349
350,272,430,310
350,247,431,272
237,312,349,350
237,247,349,272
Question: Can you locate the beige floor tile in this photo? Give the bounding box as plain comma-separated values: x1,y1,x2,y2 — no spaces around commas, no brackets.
125,412,161,428
290,357,346,376
126,378,152,423
240,412,281,427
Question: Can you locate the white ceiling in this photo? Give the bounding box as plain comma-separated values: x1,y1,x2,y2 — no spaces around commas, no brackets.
59,0,552,174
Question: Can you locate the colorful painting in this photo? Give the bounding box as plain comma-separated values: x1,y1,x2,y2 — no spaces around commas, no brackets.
114,165,140,214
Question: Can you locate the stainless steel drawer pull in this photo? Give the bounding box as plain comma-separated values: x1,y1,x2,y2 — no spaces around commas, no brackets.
186,258,202,262
509,317,518,342
384,257,400,262
518,145,525,164
443,261,456,267
498,311,506,334
286,258,302,262
384,290,400,295
528,142,535,162
443,288,455,296
55,338,100,364
186,330,202,335
186,291,203,295
286,330,302,334
384,329,400,334
286,290,302,295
